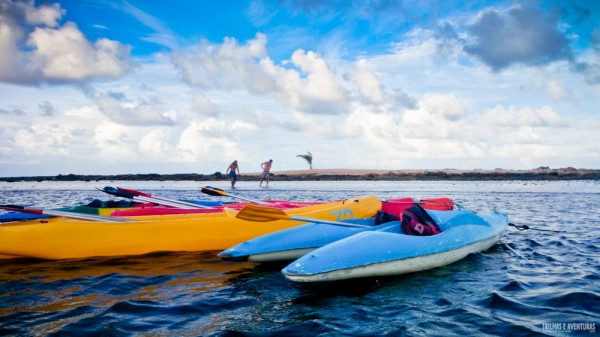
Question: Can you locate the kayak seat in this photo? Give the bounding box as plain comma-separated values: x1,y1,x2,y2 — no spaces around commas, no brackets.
401,205,441,236
375,210,399,225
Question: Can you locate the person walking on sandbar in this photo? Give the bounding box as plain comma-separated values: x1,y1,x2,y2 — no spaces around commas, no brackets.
260,159,273,187
227,160,240,189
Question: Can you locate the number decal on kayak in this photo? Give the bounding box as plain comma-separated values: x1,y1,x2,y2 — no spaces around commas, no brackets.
331,208,354,221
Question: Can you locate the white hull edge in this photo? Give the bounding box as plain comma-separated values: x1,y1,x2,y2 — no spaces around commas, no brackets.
248,248,316,262
284,233,503,282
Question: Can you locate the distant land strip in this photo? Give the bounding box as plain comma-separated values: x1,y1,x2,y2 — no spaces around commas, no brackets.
1,168,599,182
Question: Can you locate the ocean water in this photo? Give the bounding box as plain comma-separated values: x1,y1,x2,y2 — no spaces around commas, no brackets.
0,180,598,336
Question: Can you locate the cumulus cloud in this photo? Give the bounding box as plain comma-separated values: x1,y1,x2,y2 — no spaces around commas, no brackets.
419,93,469,121
92,121,139,160
171,33,272,92
138,129,174,160
190,91,219,117
465,5,571,70
345,66,385,104
239,109,276,127
401,94,469,140
483,105,568,128
176,119,255,162
269,49,348,114
94,92,177,126
172,34,349,115
0,0,132,85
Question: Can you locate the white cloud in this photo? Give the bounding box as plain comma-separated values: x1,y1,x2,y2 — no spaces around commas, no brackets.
92,121,139,161
23,1,63,27
190,91,219,117
95,92,176,126
546,79,569,100
29,22,132,81
173,35,350,115
270,49,348,114
171,33,273,93
0,1,131,85
138,129,174,160
483,105,568,128
344,65,385,104
419,94,469,121
176,119,255,163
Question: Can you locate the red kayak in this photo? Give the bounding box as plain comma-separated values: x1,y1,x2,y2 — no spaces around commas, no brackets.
110,200,324,216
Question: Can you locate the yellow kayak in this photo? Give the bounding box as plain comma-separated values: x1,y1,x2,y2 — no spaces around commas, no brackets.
0,195,381,260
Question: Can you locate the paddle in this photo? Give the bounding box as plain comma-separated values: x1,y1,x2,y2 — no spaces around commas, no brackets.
0,205,132,222
200,186,271,205
101,186,211,209
383,198,455,210
230,204,371,228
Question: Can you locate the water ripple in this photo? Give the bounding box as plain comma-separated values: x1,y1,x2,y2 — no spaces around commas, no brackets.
1,181,599,336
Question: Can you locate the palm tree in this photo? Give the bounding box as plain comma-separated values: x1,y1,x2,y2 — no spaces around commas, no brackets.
296,151,313,170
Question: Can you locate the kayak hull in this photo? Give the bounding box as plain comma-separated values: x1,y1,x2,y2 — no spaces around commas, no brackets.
282,210,508,282
0,196,380,260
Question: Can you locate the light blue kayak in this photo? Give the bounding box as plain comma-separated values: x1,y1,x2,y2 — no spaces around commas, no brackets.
219,218,391,262
282,209,509,282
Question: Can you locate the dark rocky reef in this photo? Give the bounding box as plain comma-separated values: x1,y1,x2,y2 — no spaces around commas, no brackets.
1,168,599,182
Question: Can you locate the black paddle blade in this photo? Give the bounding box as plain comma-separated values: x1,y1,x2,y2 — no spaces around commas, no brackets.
102,186,137,199
0,204,26,211
0,205,43,215
201,186,226,196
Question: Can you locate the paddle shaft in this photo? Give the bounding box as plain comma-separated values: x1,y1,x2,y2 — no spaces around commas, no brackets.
289,215,371,228
102,187,211,209
0,205,131,222
131,194,210,209
232,204,371,228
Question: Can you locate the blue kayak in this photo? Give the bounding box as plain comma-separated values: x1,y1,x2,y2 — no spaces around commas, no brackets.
281,209,509,282
219,198,456,262
219,218,388,262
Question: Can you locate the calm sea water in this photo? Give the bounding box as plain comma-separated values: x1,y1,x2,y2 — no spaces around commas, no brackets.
0,180,598,336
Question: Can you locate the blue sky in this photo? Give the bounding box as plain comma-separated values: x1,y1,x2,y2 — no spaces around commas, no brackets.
0,0,599,176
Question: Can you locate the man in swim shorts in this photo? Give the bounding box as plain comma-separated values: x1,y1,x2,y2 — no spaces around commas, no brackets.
260,159,273,187
226,160,240,188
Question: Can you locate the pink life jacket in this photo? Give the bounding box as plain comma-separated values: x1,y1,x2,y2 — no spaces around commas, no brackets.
401,205,441,236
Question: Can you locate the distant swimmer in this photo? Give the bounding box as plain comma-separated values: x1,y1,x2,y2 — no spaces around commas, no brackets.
226,160,240,189
259,159,273,187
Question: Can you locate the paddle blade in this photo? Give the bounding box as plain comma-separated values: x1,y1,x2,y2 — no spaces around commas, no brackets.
420,198,454,210
234,205,291,222
0,205,43,215
117,187,152,197
102,186,137,199
201,186,227,197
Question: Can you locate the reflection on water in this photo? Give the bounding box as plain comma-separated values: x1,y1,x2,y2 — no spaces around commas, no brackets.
0,252,254,314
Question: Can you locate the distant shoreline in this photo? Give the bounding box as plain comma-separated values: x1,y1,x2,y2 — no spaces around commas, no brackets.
2,168,599,182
